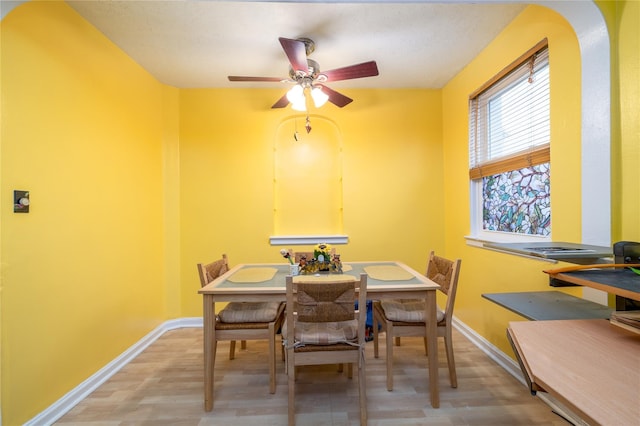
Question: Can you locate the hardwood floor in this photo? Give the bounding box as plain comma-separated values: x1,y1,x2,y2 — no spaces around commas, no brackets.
56,327,569,425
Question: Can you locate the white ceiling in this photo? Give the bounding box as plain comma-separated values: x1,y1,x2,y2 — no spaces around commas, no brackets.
65,1,526,90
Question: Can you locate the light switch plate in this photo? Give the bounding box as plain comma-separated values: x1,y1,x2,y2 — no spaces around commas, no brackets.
14,190,30,213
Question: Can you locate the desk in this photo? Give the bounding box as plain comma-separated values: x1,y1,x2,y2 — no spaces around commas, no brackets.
508,319,640,426
483,291,613,321
545,268,640,302
199,261,441,411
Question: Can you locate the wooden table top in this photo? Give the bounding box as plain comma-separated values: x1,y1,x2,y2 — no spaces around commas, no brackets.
508,319,640,425
199,261,439,296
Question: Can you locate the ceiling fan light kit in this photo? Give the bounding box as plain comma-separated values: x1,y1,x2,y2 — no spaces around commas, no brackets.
311,87,329,108
228,37,379,131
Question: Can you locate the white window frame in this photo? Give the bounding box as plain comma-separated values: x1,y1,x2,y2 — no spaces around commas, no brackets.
469,40,551,244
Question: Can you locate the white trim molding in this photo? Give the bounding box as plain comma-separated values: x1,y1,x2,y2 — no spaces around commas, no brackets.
537,0,611,248
269,234,349,246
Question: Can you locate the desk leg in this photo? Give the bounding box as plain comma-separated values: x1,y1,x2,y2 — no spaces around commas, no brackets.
203,295,215,411
426,290,440,408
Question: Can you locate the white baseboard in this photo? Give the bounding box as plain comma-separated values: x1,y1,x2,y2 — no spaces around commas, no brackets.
24,317,203,426
451,316,524,382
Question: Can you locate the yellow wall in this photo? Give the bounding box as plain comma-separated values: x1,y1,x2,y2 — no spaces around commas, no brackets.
179,88,444,315
442,5,587,354
1,0,639,424
0,2,176,423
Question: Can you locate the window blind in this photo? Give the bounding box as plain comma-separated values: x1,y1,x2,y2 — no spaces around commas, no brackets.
469,40,549,180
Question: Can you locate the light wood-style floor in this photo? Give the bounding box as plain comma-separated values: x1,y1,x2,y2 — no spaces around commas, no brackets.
56,327,569,425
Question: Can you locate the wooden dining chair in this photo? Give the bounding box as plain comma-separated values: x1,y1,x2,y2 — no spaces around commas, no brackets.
284,273,368,426
373,251,462,390
198,254,247,356
197,254,286,394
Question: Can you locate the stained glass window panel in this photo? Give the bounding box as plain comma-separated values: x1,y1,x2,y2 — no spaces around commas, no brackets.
482,163,550,236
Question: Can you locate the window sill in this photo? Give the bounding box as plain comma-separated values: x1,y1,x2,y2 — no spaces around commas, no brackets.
464,235,558,263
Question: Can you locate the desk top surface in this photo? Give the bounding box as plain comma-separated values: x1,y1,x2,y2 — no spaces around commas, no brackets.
199,261,439,295
482,291,612,321
508,319,640,426
549,269,640,301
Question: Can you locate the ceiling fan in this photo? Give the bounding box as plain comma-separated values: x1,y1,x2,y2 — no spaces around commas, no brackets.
228,37,379,111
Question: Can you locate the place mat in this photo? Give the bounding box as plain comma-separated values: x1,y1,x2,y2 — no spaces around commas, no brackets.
293,274,357,283
227,267,278,283
364,265,414,281
342,265,353,272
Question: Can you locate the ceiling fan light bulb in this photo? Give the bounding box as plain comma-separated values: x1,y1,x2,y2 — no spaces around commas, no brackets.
291,98,307,112
286,84,304,103
311,87,329,108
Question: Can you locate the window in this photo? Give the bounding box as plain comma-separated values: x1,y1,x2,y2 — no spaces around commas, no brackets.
469,39,550,241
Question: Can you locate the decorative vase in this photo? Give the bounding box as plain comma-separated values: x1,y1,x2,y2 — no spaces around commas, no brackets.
289,264,299,276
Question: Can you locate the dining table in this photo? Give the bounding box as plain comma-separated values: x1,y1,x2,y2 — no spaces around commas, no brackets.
198,260,442,411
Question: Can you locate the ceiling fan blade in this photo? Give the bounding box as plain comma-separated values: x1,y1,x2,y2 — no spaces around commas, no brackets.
228,76,283,82
271,93,289,109
318,85,353,108
279,37,309,75
320,61,379,82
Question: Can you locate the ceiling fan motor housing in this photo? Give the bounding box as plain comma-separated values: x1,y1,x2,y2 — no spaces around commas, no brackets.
289,59,321,80
297,37,316,56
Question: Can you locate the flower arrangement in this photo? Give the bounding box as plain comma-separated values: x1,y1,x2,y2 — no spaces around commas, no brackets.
313,243,332,263
279,244,342,274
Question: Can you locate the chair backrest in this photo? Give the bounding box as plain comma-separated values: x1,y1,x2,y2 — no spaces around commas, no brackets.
286,274,368,345
197,254,230,287
426,251,461,318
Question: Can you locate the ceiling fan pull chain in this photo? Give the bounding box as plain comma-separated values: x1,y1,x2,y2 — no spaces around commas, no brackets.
305,115,312,134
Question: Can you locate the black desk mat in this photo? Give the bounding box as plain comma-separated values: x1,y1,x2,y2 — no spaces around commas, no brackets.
557,268,640,294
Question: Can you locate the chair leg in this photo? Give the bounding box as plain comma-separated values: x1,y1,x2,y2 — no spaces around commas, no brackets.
444,329,458,388
241,340,247,350
269,327,276,394
423,336,428,356
281,336,286,362
284,344,288,375
347,363,353,379
373,307,380,358
385,321,394,391
358,351,368,425
212,338,218,404
395,336,401,346
229,340,236,360
287,348,295,425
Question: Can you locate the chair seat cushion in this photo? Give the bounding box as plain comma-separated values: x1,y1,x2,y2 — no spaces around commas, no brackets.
380,299,445,323
218,302,281,323
283,318,359,345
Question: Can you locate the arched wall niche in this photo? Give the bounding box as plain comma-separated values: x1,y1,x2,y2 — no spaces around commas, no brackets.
265,0,612,247
271,115,346,245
